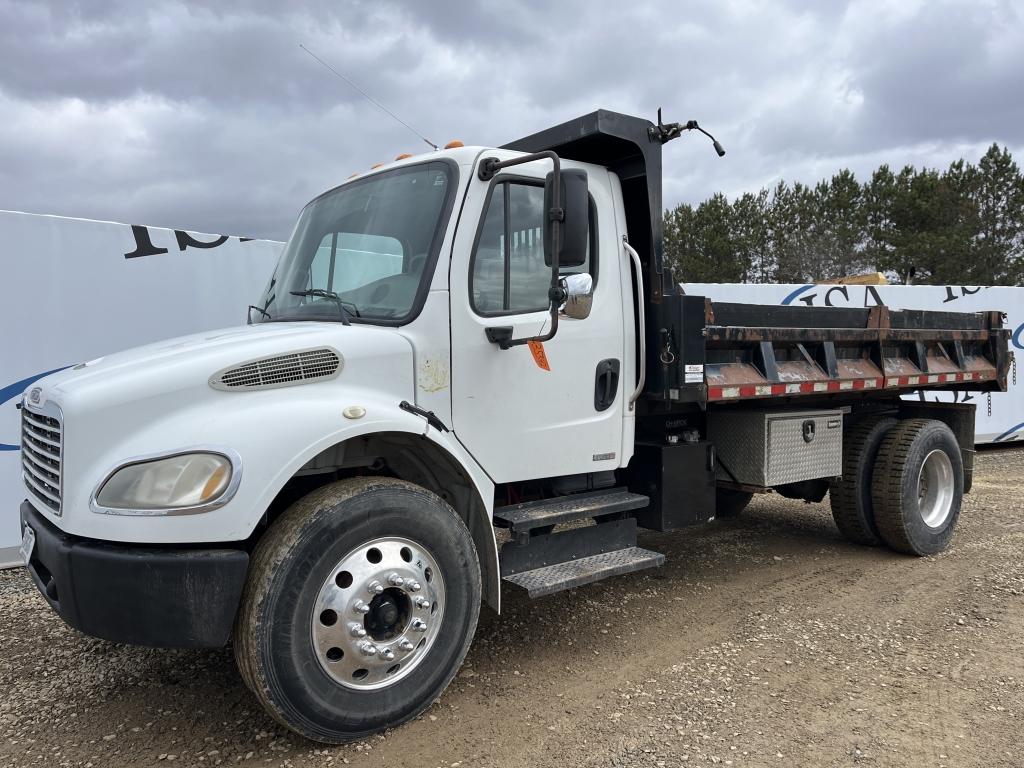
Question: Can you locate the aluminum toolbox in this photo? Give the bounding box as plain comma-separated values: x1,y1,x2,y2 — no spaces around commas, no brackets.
708,409,844,487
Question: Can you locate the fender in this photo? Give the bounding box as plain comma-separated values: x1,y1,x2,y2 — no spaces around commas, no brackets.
254,407,501,611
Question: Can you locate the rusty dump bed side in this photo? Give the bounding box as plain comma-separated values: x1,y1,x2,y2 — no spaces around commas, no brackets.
645,295,1011,406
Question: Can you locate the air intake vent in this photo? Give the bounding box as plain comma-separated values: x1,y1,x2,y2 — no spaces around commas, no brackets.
211,348,342,391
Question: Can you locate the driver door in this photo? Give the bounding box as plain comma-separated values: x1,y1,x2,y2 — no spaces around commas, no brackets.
449,158,626,483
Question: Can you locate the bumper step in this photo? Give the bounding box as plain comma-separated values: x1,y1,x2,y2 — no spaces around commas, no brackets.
493,487,649,533
502,546,665,598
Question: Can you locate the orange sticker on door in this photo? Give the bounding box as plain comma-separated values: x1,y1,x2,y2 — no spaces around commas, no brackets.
528,340,551,371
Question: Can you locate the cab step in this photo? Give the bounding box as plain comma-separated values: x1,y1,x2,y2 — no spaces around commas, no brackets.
493,487,649,533
503,546,665,598
497,488,664,598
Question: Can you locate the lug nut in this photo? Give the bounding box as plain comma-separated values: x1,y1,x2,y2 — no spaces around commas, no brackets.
380,648,395,661
414,596,430,609
398,639,414,652
348,622,367,638
353,600,370,615
407,580,421,592
367,580,384,595
411,618,427,633
387,573,405,587
358,641,378,657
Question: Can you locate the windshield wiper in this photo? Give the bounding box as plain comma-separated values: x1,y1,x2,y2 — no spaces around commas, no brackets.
247,304,272,323
289,289,356,325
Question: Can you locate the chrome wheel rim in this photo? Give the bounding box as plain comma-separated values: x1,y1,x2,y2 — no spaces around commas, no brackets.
311,536,445,690
917,449,955,529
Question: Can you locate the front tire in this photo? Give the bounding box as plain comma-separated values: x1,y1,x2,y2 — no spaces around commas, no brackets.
235,477,481,743
871,419,963,556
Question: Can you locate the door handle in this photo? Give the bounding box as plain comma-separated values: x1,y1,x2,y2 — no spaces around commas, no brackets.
594,359,620,411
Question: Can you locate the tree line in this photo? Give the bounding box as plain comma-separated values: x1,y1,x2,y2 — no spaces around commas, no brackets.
664,143,1024,285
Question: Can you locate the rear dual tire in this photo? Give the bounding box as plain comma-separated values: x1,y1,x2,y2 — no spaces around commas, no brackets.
829,416,896,546
831,416,962,555
871,419,963,555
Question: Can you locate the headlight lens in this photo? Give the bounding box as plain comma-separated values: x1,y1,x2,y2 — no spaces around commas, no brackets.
96,452,233,511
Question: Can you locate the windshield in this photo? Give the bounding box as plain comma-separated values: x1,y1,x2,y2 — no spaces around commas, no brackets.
255,160,455,324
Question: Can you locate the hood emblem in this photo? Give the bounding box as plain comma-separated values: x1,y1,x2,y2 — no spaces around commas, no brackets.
28,387,42,405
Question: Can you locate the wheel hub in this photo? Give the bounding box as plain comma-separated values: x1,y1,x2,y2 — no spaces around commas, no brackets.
916,448,955,529
365,589,409,641
311,536,444,690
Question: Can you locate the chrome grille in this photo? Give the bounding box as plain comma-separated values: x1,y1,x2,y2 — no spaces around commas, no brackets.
211,348,341,391
21,406,62,514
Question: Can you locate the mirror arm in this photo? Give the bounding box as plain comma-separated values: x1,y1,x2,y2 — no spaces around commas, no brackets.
478,150,563,348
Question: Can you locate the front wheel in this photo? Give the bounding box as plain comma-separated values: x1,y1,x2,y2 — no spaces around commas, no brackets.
234,477,481,743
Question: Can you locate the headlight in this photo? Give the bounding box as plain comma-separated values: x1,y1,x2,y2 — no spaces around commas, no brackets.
95,452,235,512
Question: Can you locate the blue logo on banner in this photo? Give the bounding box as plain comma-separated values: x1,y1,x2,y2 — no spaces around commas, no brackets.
780,284,815,305
0,367,70,450
1011,323,1024,351
993,423,1024,442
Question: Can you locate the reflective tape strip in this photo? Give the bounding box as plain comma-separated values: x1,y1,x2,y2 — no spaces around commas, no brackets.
707,377,890,400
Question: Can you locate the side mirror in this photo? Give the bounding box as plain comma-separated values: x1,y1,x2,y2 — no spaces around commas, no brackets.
544,169,588,268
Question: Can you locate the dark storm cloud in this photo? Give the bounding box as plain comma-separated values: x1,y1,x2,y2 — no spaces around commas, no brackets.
0,0,1020,241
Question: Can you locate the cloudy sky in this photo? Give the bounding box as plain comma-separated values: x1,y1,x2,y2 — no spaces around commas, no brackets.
1,0,1021,241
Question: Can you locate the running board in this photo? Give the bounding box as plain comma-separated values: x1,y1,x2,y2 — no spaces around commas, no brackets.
493,487,649,534
502,546,665,598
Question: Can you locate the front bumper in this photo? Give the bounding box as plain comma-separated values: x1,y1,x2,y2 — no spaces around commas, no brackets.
20,500,249,648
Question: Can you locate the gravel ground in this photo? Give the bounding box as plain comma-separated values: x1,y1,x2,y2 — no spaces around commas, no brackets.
2,446,1023,767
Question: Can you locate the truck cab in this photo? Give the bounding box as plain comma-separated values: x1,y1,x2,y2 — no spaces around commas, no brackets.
17,110,1009,743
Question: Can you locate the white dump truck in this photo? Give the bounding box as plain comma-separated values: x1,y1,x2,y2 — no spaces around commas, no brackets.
17,110,1009,742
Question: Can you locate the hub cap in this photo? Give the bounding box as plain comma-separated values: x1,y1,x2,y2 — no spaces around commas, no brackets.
312,536,444,690
917,449,955,529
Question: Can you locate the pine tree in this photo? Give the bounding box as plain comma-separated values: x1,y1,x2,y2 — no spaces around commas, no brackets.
813,170,865,279
974,144,1024,284
770,182,817,282
730,189,771,282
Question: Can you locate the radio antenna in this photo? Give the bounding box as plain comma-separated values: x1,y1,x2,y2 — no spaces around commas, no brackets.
299,44,438,151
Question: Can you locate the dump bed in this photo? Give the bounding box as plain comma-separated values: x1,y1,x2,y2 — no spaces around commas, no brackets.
647,295,1010,406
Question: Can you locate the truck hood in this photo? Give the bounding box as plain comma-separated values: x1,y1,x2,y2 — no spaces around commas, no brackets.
30,322,415,413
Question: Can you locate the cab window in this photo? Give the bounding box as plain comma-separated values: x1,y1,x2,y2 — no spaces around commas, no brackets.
471,180,595,316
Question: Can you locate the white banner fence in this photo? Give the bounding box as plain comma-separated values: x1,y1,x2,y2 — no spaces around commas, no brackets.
1,211,283,564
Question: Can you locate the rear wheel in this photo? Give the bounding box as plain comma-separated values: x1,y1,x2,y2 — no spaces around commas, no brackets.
235,477,481,743
716,487,753,518
871,419,963,555
829,416,896,545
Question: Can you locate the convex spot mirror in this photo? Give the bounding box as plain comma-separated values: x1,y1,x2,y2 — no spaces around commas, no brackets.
561,273,593,320
544,168,588,268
